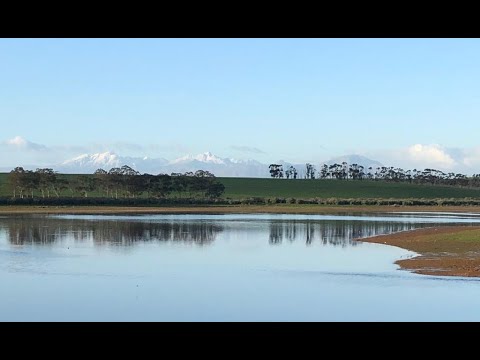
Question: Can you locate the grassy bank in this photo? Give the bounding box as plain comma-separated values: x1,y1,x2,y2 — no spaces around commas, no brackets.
3,204,480,215
360,226,480,277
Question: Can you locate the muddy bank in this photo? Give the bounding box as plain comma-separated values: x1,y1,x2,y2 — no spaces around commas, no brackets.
2,204,480,215
360,226,480,277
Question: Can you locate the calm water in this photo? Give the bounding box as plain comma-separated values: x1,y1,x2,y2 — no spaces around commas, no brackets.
2,212,480,321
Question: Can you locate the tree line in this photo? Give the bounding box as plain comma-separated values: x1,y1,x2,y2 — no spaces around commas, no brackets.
269,162,480,187
7,166,225,199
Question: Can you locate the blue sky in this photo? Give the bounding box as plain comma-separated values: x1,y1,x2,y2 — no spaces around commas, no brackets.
1,38,480,172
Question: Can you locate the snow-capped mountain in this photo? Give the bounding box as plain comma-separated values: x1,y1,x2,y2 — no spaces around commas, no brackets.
61,152,122,170
56,151,268,177
163,152,266,177
170,151,225,165
57,151,168,174
48,151,385,177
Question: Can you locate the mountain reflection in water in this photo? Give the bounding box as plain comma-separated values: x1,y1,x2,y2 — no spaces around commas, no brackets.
0,216,434,248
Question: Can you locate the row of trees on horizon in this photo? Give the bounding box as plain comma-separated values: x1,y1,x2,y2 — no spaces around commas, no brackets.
269,162,480,187
7,166,225,199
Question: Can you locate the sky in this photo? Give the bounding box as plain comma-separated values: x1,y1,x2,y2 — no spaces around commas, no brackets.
1,38,480,173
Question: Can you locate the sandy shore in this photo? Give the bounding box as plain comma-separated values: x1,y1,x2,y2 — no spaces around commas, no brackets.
359,226,480,277
2,204,480,215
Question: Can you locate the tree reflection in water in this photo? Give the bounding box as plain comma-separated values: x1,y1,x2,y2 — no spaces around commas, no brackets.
268,220,430,247
1,217,222,246
0,216,438,248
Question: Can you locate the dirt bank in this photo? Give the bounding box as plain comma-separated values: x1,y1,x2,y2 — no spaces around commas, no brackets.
360,226,480,277
2,204,480,215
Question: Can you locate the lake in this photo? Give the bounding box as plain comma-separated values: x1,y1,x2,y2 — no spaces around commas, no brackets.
1,212,480,321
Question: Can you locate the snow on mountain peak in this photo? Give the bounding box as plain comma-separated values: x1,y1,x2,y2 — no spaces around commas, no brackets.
67,153,89,162
194,151,224,164
91,151,118,163
61,151,121,168
55,150,381,178
171,151,225,164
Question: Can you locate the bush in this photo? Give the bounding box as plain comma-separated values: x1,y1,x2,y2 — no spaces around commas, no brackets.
241,197,266,205
326,198,338,205
0,197,231,207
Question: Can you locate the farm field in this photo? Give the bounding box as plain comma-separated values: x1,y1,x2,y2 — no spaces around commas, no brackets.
1,173,480,200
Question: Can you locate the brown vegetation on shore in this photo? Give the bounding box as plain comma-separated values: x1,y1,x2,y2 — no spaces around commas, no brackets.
2,204,480,215
360,226,480,277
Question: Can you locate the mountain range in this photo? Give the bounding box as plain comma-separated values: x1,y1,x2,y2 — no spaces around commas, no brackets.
53,151,383,177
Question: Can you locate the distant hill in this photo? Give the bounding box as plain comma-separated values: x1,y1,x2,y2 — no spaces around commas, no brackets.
321,155,383,170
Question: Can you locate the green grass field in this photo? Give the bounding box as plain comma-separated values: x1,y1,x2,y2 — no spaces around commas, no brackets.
219,177,480,199
1,173,480,200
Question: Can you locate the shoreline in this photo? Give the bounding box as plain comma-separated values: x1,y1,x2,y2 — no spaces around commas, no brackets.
2,204,480,215
359,226,480,277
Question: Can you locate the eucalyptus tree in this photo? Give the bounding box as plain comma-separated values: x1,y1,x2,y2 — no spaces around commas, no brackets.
116,166,141,198
51,178,69,197
171,174,189,197
268,164,284,178
341,162,348,180
290,166,298,179
205,182,225,198
194,170,215,178
285,168,291,179
285,166,297,179
305,163,316,179
150,174,173,198
107,167,124,199
320,164,329,179
94,169,110,197
23,170,39,198
8,167,26,198
35,168,57,198
74,176,96,198
329,163,343,180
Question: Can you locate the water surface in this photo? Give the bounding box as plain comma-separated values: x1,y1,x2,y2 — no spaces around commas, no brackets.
1,213,480,321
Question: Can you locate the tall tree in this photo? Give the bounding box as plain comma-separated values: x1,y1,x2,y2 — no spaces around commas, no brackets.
205,182,225,198
305,163,316,179
35,168,56,198
320,164,328,179
23,170,39,198
94,169,110,197
268,164,284,179
74,176,96,198
8,167,26,198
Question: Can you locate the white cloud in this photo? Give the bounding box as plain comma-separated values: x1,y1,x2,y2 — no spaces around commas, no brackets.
6,136,27,146
406,144,456,169
0,136,71,167
3,136,47,151
462,148,480,169
368,144,480,174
